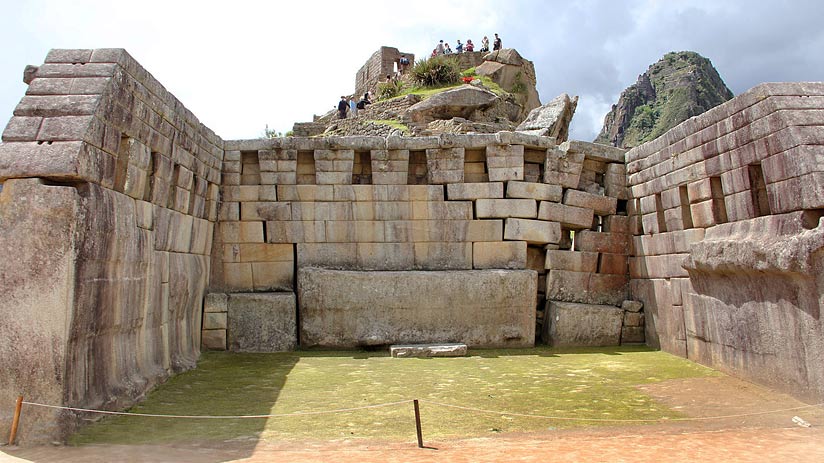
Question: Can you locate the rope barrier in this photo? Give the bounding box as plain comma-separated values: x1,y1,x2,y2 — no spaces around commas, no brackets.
19,398,822,423
419,399,824,423
20,399,411,419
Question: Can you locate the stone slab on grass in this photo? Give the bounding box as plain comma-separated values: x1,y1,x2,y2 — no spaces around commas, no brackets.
390,343,468,358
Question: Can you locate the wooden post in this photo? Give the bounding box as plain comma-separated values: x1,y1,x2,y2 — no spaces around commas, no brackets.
8,395,23,446
413,399,423,448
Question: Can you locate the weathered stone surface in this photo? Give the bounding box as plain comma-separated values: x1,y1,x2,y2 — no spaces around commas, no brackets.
621,326,645,344
390,343,468,358
227,293,297,352
516,93,578,142
298,268,536,348
407,86,499,123
575,231,629,254
476,49,541,118
204,293,229,313
544,148,583,188
0,179,80,443
473,241,527,269
544,301,623,347
447,182,503,200
545,250,598,272
547,270,628,306
203,312,227,330
564,189,617,216
537,201,594,229
622,300,644,313
503,218,561,244
506,181,562,202
201,330,227,350
476,198,537,218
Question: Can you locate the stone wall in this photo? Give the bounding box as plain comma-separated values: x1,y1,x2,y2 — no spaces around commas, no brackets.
299,268,537,348
355,46,415,102
0,49,223,443
210,132,634,351
625,82,824,402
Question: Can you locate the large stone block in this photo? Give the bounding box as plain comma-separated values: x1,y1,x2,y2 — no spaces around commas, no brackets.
390,343,468,358
544,148,583,188
446,182,504,200
298,268,536,348
545,250,598,272
426,147,464,184
475,198,537,218
537,201,594,229
227,293,297,352
506,181,563,202
503,218,561,244
201,330,227,350
544,301,623,347
473,241,527,269
413,242,473,269
547,270,628,306
563,189,617,216
574,231,629,254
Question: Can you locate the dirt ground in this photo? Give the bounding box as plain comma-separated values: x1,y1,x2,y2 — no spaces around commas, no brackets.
3,376,823,463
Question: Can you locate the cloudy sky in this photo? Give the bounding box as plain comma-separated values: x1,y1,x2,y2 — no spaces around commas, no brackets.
1,0,822,142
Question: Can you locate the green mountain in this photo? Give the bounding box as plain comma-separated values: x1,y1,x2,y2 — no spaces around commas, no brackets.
595,51,733,148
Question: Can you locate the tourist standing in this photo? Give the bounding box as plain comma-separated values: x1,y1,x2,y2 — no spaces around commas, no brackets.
399,54,410,73
436,40,445,55
349,98,357,118
493,33,502,51
337,96,348,119
465,39,474,52
455,40,463,53
444,43,453,54
481,36,489,52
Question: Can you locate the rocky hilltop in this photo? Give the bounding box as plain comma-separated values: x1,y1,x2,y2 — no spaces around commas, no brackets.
298,48,546,138
595,51,733,148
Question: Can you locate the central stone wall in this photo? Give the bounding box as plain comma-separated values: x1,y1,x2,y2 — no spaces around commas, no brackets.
206,133,634,352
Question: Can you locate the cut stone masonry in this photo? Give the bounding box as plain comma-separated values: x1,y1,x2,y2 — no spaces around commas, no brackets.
1,49,822,445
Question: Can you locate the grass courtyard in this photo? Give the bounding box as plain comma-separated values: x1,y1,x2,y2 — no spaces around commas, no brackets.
70,346,719,445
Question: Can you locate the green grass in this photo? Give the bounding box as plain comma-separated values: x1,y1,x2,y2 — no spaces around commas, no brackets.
69,347,718,445
367,119,410,135
378,76,507,104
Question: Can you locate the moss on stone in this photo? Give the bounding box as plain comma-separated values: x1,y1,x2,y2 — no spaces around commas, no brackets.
70,347,718,445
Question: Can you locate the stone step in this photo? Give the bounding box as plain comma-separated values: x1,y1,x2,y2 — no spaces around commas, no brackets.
390,343,468,358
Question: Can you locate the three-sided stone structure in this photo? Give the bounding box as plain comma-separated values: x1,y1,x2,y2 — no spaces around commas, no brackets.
1,49,823,443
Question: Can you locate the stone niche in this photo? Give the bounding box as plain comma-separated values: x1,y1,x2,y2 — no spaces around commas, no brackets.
298,268,537,348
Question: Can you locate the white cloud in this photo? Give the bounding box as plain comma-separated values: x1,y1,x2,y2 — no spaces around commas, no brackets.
1,0,823,142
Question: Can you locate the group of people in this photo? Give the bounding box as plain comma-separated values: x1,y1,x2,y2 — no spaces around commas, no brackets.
431,33,502,56
337,92,372,119
335,33,505,119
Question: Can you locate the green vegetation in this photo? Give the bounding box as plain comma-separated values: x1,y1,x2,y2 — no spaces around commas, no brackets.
367,119,410,135
599,51,734,148
262,125,292,139
376,78,404,100
511,71,527,94
373,65,507,105
71,347,718,445
411,56,461,87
